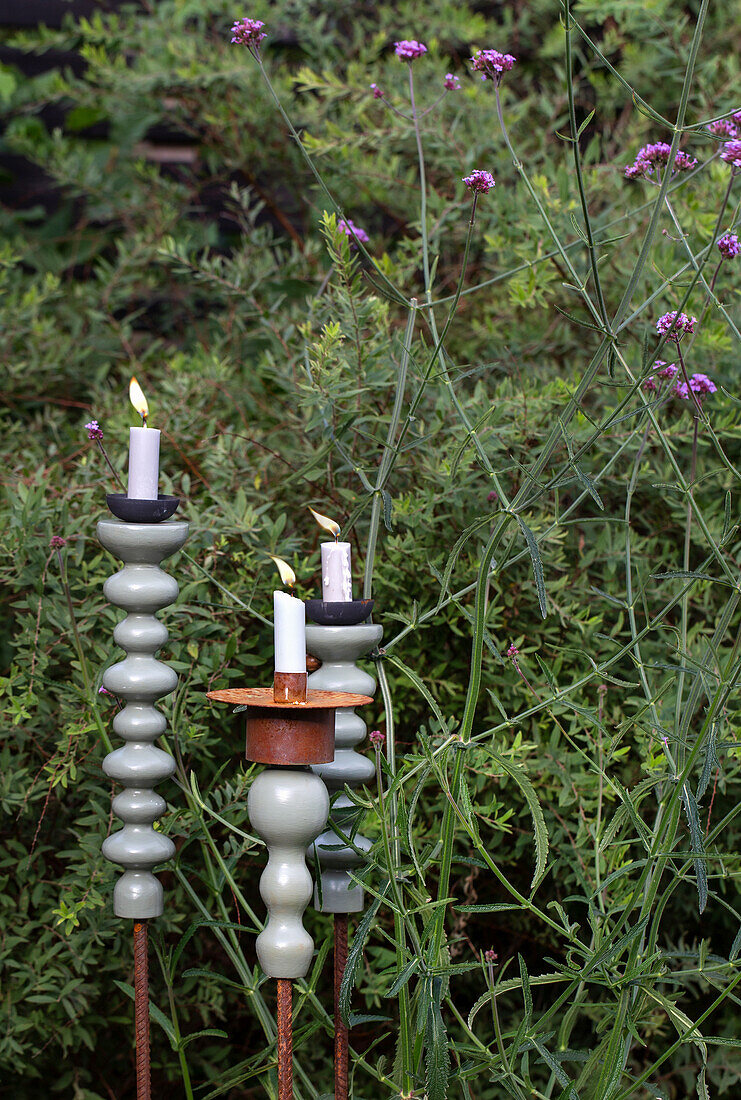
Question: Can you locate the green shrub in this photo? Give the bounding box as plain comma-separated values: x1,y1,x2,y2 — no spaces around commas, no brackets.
1,1,740,1096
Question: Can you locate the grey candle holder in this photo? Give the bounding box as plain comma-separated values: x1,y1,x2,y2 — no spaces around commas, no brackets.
97,517,189,918
306,621,383,913
305,598,374,627
106,493,180,524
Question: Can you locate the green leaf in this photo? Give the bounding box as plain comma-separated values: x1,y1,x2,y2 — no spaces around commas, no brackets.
65,106,107,132
519,955,533,1028
179,1028,228,1048
339,894,383,1025
381,489,394,531
515,515,548,618
531,1038,580,1099
0,68,17,104
482,749,549,888
697,722,719,801
681,786,708,914
696,1065,709,1100
387,956,420,998
454,903,521,914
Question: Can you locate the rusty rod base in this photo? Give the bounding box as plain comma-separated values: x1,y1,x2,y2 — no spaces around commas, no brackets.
133,920,151,1100
277,978,293,1100
334,914,349,1100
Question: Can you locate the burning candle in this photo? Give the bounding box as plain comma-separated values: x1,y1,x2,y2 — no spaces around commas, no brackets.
270,556,306,674
309,507,352,603
127,377,160,500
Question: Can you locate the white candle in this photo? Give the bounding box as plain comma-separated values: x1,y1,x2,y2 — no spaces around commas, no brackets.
127,426,160,500
321,541,352,602
274,590,306,673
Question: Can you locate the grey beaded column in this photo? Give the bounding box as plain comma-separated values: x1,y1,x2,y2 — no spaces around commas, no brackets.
306,622,383,914
97,515,188,1100
306,622,381,1100
97,518,189,918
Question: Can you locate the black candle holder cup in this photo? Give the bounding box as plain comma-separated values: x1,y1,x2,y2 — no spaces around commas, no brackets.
304,598,374,626
106,494,180,524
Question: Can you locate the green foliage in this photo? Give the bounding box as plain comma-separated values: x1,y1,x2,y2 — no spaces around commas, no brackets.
1,0,741,1096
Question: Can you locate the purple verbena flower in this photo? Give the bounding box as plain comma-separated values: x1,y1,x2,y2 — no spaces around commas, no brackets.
394,40,427,61
642,142,673,165
718,232,740,259
230,17,267,51
50,535,66,550
470,49,516,82
337,218,369,248
643,377,658,392
85,419,104,440
369,729,385,749
506,643,519,659
624,142,696,180
691,373,717,394
720,139,741,169
673,150,698,172
487,489,498,503
733,110,741,126
444,73,461,91
624,160,650,179
656,361,678,379
655,311,697,339
707,118,738,139
98,685,112,695
676,373,717,400
484,949,498,964
370,83,383,99
463,169,495,194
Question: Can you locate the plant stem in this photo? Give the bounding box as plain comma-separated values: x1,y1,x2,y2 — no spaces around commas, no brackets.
564,0,609,328
675,408,700,766
96,439,126,491
664,192,740,342
163,969,195,1100
254,55,406,306
363,301,417,599
408,65,430,292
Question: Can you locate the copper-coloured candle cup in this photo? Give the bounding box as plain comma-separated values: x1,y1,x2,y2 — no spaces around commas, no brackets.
273,671,307,704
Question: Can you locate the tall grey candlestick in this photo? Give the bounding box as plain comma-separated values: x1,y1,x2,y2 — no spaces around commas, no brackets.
306,623,383,913
97,518,189,918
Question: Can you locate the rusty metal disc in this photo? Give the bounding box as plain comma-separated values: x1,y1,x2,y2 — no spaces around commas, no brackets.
207,687,373,709
207,687,373,766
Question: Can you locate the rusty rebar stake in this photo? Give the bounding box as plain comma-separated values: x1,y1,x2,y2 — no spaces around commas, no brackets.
334,914,349,1100
277,978,293,1100
133,921,151,1100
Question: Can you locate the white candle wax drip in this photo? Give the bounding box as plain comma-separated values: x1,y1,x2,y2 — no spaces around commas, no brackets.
127,426,160,500
321,542,352,602
273,590,306,673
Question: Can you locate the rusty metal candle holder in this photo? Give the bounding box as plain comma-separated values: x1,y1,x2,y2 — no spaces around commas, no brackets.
208,674,372,1099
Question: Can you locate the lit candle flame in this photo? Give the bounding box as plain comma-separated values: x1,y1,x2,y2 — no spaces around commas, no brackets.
308,506,340,541
269,555,296,588
129,377,149,425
